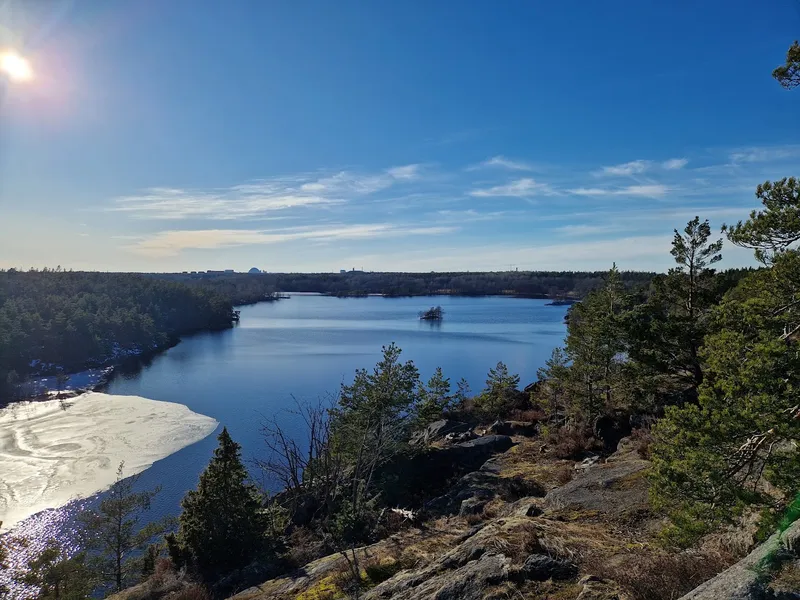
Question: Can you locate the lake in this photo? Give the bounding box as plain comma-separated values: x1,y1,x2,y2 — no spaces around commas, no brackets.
6,294,567,545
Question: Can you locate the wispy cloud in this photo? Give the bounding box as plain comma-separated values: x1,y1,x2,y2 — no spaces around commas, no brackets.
597,160,650,176
555,224,619,236
729,145,800,164
568,184,668,198
476,155,536,171
662,158,688,170
127,224,457,257
469,178,555,198
386,164,422,180
109,168,423,220
436,209,514,222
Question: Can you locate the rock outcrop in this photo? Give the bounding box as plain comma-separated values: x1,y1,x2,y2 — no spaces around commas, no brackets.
679,519,800,600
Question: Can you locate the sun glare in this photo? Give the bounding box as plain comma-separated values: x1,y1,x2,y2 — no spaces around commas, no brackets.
0,51,33,82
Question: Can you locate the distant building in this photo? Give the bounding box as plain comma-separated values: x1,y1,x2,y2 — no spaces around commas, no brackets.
248,267,262,274
340,269,347,274
224,269,235,274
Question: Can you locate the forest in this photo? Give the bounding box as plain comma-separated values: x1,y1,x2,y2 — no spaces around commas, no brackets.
0,270,236,399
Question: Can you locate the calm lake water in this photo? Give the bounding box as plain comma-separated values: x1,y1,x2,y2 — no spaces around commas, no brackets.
8,294,567,543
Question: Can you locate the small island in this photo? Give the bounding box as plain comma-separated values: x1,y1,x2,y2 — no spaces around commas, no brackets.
419,305,444,320
545,298,577,306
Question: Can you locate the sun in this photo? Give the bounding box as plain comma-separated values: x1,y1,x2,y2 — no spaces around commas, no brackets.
0,51,33,82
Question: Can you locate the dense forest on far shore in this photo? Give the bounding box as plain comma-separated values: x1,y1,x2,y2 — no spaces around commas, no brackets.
157,269,660,303
0,270,236,399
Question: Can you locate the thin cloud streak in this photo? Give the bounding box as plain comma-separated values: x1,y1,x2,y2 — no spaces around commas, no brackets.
475,155,536,171
568,184,668,198
597,160,650,176
469,178,555,198
127,223,458,257
663,158,688,170
110,166,423,221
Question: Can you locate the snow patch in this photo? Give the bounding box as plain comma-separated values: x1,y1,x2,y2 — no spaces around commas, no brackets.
0,392,218,531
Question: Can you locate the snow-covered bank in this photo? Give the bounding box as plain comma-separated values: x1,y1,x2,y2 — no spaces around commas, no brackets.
0,392,218,531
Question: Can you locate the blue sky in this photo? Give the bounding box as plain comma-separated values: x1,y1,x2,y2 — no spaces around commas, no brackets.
0,0,798,272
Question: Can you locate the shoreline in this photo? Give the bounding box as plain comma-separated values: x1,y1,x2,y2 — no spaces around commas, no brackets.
0,391,219,532
7,294,570,405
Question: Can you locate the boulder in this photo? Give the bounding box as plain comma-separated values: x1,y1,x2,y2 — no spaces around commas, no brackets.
444,430,477,443
518,554,578,581
575,455,601,472
459,497,489,516
426,467,544,516
410,419,472,446
545,455,650,518
365,553,512,600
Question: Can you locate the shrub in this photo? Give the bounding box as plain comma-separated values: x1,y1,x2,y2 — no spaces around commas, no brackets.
555,463,574,485
284,527,327,568
363,557,403,585
547,426,597,459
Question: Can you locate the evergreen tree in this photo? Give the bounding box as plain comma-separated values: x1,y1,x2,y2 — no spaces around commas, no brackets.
21,542,93,600
725,178,800,264
333,343,420,467
475,361,521,419
415,367,461,425
626,218,723,403
562,264,629,421
178,427,268,579
536,347,570,423
652,196,800,545
773,41,800,89
78,464,169,592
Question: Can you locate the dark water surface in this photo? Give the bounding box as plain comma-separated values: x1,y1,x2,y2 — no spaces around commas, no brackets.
9,295,567,544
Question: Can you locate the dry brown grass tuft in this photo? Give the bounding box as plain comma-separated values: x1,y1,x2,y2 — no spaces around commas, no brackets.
584,550,730,600
554,463,574,485
169,584,211,600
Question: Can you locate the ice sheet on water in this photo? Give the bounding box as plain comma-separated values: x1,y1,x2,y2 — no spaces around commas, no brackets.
0,392,218,531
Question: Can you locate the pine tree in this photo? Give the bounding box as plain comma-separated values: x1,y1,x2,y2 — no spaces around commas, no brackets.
178,427,268,579
21,542,93,600
415,367,458,425
78,463,168,592
563,264,629,421
475,361,521,419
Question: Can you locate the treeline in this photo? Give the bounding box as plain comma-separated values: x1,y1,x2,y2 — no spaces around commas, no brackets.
0,270,236,398
160,270,657,301
151,273,283,306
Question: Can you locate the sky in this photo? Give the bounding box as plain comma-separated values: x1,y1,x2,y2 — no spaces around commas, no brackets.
0,0,798,273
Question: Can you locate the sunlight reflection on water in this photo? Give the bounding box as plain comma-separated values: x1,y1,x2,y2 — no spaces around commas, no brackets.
1,499,89,599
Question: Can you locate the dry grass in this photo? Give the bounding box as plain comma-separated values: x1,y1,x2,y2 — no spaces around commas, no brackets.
285,527,328,568
554,463,574,485
771,559,800,594
169,584,211,600
584,550,730,600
